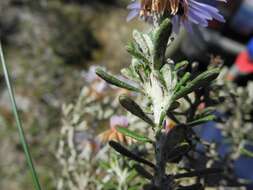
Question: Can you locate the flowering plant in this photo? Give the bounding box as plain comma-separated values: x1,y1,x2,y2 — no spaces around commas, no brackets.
127,0,225,32
95,0,227,189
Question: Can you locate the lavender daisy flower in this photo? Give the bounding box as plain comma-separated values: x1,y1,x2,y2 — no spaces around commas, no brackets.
127,0,226,33
110,115,129,129
83,66,108,93
98,115,133,144
172,0,226,33
127,1,142,22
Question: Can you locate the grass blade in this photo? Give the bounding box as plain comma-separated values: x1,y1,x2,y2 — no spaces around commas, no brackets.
0,43,42,190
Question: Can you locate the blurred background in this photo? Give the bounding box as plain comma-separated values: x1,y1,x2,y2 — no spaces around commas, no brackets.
0,0,252,189
0,0,146,189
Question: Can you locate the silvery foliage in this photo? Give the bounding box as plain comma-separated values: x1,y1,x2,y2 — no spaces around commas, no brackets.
96,18,223,190
56,81,144,190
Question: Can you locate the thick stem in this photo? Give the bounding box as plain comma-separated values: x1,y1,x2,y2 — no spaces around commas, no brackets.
153,133,173,190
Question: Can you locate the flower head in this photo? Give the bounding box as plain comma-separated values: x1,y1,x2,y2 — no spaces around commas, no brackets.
127,0,226,32
98,115,134,144
163,118,176,133
83,66,108,94
110,115,129,129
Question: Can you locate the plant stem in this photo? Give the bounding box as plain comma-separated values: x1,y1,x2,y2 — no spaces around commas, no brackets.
153,133,169,189
0,43,42,190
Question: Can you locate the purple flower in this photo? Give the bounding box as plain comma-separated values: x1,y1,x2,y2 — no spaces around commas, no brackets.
98,115,132,144
127,0,226,33
127,1,142,22
83,66,98,83
110,115,129,129
83,66,108,93
172,0,226,33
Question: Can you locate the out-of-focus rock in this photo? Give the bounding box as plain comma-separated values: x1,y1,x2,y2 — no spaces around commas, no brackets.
49,4,100,64
0,0,19,44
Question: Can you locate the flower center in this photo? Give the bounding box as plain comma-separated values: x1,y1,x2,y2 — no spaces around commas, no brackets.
139,0,189,19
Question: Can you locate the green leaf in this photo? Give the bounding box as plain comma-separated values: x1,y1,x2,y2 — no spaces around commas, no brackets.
164,125,187,151
153,19,172,70
126,170,138,182
132,59,150,82
174,168,222,179
102,181,116,190
173,68,220,100
117,127,152,143
0,43,42,190
240,147,253,157
161,64,177,92
195,107,215,119
143,33,154,55
168,101,180,111
174,72,191,92
175,60,189,71
133,164,153,180
121,66,141,83
119,95,154,127
187,115,216,127
99,161,111,170
133,30,150,55
96,67,141,92
167,142,190,161
109,141,155,168
126,42,150,65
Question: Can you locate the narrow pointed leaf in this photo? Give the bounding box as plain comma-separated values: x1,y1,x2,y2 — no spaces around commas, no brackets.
133,164,153,180
175,60,189,71
143,33,154,55
117,127,152,143
126,42,150,65
177,183,203,190
168,101,180,111
133,30,150,55
173,69,220,100
174,168,222,179
167,142,190,161
240,147,253,157
121,67,141,82
174,72,191,92
0,43,42,190
96,67,140,92
161,101,180,123
109,141,155,168
119,95,154,126
161,64,174,90
187,115,216,127
153,19,172,70
197,107,215,118
164,125,186,150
